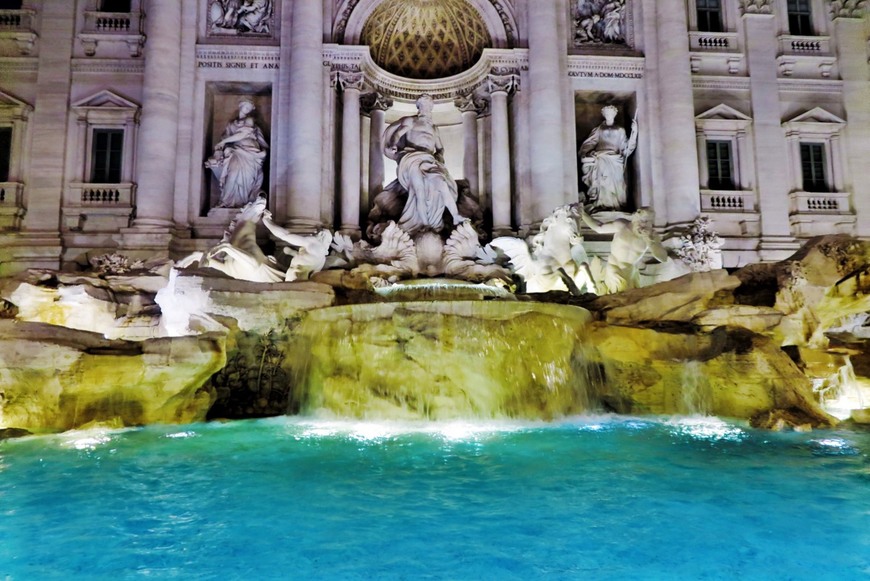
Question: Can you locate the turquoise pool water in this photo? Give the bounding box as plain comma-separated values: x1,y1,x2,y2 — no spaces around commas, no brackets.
1,416,868,579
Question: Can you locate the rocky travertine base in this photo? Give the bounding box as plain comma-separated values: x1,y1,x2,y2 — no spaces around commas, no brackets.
0,235,866,431
0,320,225,432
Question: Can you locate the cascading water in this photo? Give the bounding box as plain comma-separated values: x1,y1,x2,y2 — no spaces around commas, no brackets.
286,300,598,420
679,359,712,415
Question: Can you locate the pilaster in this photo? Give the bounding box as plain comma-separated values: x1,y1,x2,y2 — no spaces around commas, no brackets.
654,0,701,228
832,12,870,237
19,0,76,267
742,7,796,258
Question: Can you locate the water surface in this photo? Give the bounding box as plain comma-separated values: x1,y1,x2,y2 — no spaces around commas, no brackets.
1,416,868,579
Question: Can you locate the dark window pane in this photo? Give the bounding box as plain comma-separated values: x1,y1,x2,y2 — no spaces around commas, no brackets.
800,143,827,192
0,127,11,183
696,0,723,33
0,1,23,10
787,0,813,35
100,0,131,12
91,129,124,183
706,140,734,190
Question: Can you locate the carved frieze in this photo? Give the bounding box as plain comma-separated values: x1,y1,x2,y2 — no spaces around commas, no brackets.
739,0,773,15
207,0,274,37
572,0,629,48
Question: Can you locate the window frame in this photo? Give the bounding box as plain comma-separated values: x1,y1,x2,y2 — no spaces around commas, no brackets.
696,0,725,33
695,104,754,194
89,127,125,184
706,139,735,190
782,107,846,195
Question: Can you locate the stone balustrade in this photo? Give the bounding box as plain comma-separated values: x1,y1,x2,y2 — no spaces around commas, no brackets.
689,31,738,51
0,8,37,54
788,190,850,214
79,10,144,56
69,182,134,206
0,181,25,230
701,190,756,212
778,35,831,55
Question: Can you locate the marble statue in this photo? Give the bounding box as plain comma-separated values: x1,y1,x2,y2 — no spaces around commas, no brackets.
579,206,667,294
674,216,724,273
579,105,637,212
573,0,627,45
209,0,272,33
205,99,268,208
382,94,469,236
196,198,285,283
261,210,333,282
492,205,597,294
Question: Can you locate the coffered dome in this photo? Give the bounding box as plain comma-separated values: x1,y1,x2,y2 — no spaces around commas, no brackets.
361,0,492,80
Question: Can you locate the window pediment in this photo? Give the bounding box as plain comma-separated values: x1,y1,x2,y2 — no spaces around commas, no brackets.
72,90,139,124
696,104,752,131
783,107,845,136
0,90,33,120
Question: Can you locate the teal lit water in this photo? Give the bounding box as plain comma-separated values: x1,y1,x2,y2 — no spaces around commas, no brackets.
1,416,868,580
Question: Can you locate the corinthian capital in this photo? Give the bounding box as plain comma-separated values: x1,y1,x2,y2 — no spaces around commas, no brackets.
454,90,488,115
487,68,520,96
330,65,364,92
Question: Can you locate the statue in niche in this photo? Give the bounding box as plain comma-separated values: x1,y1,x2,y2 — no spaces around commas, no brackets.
375,94,469,238
205,99,268,209
579,207,668,294
209,0,272,34
579,105,638,212
573,0,627,45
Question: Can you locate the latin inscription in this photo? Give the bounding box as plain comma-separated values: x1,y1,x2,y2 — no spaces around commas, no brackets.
197,59,279,70
570,71,642,79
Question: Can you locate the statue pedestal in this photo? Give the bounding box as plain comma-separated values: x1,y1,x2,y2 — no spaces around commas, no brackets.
191,207,239,239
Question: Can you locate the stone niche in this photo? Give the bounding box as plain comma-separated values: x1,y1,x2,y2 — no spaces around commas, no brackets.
201,83,271,221
574,91,639,213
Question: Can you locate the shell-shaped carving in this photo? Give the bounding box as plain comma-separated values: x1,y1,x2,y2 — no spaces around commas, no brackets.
361,0,492,80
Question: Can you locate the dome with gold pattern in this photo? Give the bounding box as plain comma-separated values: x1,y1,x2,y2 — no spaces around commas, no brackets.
361,0,492,80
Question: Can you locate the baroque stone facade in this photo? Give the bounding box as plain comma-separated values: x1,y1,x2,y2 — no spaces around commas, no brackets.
0,0,867,273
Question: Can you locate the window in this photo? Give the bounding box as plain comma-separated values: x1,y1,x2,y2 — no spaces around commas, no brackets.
99,0,131,11
0,127,11,183
787,0,813,35
800,143,826,192
696,0,723,33
706,140,734,190
0,1,23,9
90,129,123,183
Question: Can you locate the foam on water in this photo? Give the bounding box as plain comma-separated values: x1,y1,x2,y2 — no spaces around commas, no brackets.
1,416,869,579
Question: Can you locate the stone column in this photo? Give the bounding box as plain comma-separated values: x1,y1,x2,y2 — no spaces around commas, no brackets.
527,0,565,223
831,10,870,236
362,92,392,203
128,0,181,241
741,2,795,258
454,91,483,197
488,72,519,235
284,0,324,231
654,0,701,227
696,130,709,189
333,68,364,236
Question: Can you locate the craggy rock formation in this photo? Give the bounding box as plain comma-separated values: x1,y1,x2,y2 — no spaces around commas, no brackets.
0,320,225,431
0,235,866,432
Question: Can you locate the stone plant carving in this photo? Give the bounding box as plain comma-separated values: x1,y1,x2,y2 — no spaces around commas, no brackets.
492,205,597,294
205,99,269,208
674,216,724,273
739,0,773,15
829,0,867,18
579,105,638,212
88,253,145,275
209,0,273,34
573,0,627,46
